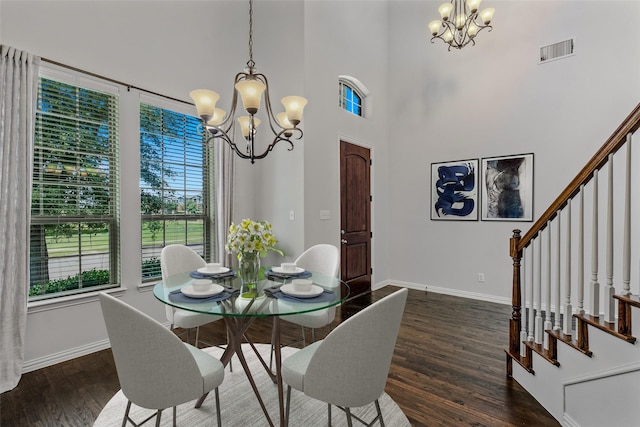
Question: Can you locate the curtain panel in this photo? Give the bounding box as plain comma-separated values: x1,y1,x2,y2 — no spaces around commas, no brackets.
0,45,40,392
215,142,234,267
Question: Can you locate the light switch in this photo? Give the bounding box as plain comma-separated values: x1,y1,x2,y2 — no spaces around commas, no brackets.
289,210,295,220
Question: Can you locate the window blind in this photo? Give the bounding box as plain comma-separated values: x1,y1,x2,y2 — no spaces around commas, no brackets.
30,77,119,299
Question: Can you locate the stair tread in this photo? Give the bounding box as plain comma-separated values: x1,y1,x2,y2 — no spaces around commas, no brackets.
523,340,560,366
546,329,593,357
573,313,637,343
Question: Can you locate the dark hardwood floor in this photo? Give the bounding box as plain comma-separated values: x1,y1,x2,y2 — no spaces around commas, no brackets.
0,287,559,426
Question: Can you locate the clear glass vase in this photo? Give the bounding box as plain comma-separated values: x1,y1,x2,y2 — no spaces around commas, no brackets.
238,251,261,299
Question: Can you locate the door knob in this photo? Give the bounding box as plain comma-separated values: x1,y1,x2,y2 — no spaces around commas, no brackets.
341,239,348,244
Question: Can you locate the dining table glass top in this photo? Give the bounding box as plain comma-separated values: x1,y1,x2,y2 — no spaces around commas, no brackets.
153,268,350,318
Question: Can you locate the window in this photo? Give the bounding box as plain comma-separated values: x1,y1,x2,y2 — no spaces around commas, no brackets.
339,81,362,116
30,75,120,300
139,100,213,280
339,76,369,118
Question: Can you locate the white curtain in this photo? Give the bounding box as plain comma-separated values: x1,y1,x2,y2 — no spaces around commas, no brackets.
0,45,40,393
215,142,234,267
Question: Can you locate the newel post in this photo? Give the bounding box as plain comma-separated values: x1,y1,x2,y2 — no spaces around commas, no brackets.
508,229,522,376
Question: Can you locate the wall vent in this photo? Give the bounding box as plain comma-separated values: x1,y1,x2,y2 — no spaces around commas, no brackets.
539,38,575,64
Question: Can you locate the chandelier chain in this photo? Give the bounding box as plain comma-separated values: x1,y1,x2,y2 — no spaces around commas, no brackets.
190,0,307,164
247,0,255,70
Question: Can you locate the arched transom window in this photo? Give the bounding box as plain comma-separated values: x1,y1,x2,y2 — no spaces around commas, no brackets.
339,76,368,117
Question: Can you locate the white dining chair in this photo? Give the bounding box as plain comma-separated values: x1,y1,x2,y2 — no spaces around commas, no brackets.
99,292,224,427
270,244,340,369
281,288,408,427
161,244,224,347
284,244,341,343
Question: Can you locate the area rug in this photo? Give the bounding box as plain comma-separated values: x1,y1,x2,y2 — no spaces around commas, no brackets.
94,344,409,426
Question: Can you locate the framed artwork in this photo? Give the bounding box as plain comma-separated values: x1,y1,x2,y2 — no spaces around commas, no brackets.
481,153,534,221
430,159,479,221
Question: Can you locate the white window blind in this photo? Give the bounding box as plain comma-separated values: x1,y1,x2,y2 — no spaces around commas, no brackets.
30,77,120,300
139,101,213,280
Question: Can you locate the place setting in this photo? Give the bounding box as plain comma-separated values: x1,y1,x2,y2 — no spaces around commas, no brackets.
265,262,312,280
169,278,236,304
264,278,336,303
190,262,237,280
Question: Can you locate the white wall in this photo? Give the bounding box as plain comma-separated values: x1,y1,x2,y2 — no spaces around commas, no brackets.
387,1,640,301
301,0,391,282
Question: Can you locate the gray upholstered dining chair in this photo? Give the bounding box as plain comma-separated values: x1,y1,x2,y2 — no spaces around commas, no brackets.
99,292,224,427
161,244,224,347
281,287,408,427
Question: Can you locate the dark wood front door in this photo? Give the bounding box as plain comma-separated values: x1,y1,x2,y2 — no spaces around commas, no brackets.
340,141,371,297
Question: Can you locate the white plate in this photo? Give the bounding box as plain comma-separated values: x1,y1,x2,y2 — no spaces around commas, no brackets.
271,266,306,275
280,283,324,298
181,283,225,298
197,266,230,275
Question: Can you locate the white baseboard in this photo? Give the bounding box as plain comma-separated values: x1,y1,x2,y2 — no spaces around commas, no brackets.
563,413,581,427
374,279,511,306
22,321,173,373
23,339,111,373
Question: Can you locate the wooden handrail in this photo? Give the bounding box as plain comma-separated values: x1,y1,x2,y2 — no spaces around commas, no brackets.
517,103,640,251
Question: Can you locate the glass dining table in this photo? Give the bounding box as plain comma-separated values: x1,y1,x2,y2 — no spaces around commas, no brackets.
153,268,350,427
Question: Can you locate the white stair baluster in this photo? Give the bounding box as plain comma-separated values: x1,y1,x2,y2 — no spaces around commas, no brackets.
555,210,562,331
528,242,535,342
563,199,573,335
544,222,553,350
604,154,615,323
520,246,528,356
590,170,600,317
576,187,585,344
623,134,632,295
535,235,543,344
578,185,585,317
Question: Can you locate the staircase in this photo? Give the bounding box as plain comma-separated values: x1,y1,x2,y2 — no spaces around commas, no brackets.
505,104,640,426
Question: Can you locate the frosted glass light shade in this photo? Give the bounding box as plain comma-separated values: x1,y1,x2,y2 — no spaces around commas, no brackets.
276,112,293,128
438,3,453,20
429,20,442,36
480,7,494,24
454,13,467,30
237,116,260,138
206,108,226,126
235,79,266,115
277,112,293,136
190,89,220,121
466,0,482,13
467,22,479,37
281,96,307,125
443,29,454,42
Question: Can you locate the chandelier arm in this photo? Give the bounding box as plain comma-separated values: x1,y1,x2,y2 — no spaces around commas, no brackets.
248,128,303,161
213,71,249,134
251,71,288,137
204,127,254,161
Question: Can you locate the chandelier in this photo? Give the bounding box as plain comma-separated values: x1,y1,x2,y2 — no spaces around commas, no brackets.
190,0,307,164
428,0,495,50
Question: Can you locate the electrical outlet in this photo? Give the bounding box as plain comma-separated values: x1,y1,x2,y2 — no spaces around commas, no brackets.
478,273,485,283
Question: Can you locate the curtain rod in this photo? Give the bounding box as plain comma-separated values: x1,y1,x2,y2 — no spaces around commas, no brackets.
42,57,193,107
